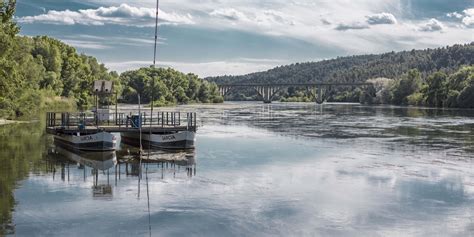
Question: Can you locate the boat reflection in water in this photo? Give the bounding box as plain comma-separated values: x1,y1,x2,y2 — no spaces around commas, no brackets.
47,144,197,198
116,148,197,178
49,145,117,199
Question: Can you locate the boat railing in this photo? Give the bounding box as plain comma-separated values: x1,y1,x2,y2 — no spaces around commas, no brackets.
46,111,197,130
117,112,197,129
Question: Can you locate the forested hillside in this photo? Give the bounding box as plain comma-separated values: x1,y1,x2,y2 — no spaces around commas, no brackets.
208,43,474,108
208,43,473,85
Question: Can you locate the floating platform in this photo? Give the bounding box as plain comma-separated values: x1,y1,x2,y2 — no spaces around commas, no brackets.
46,111,197,151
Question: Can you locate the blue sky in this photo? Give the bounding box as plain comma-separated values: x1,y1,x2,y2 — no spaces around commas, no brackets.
15,0,474,77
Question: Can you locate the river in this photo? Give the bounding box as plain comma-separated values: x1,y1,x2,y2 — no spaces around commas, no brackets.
1,102,474,236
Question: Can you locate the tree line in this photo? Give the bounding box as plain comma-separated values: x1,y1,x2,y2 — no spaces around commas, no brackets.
365,66,473,108
0,1,222,119
119,67,223,106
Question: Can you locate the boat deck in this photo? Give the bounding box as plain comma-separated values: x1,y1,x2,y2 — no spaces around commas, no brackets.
46,111,197,135
47,125,194,134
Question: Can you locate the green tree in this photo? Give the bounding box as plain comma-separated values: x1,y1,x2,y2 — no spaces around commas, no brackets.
425,72,448,107
391,69,422,105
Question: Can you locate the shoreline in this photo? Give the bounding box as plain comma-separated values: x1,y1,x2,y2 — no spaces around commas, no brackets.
0,119,32,126
0,119,16,126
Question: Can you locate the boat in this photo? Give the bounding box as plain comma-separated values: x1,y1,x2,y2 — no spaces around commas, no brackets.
53,131,117,152
121,130,195,150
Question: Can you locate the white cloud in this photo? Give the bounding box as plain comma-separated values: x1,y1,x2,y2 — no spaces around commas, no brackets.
366,12,397,25
445,8,474,28
17,4,194,26
418,18,444,32
447,12,463,19
462,8,474,27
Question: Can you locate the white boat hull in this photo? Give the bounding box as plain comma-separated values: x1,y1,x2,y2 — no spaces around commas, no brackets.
54,131,117,151
121,131,195,149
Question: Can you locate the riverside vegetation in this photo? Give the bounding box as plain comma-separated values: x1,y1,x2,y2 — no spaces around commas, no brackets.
0,1,223,120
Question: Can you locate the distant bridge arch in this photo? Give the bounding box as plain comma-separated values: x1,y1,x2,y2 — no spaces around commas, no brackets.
216,82,374,104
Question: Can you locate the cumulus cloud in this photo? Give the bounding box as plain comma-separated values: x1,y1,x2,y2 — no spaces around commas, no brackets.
335,22,369,31
366,12,397,25
462,8,474,27
445,8,474,27
418,19,444,32
17,4,194,26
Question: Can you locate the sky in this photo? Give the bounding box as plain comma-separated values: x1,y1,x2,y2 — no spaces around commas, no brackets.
15,0,474,77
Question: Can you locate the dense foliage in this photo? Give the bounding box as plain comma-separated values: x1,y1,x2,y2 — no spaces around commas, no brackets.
120,67,223,106
368,66,474,108
208,43,474,107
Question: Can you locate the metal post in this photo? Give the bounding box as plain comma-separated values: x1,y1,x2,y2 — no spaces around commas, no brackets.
115,92,118,125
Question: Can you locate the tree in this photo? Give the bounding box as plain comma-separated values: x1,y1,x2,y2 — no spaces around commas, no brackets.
425,72,448,107
391,69,422,105
456,68,474,108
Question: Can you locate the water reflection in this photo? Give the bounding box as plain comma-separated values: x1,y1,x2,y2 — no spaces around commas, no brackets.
196,103,474,157
44,144,196,200
0,122,48,236
2,103,474,236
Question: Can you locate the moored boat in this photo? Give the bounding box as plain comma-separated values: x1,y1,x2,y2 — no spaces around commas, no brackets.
53,131,117,151
121,130,195,150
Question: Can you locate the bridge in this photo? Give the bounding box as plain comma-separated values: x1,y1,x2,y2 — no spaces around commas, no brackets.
216,82,374,104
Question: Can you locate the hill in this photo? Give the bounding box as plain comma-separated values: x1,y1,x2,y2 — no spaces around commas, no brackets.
208,43,473,85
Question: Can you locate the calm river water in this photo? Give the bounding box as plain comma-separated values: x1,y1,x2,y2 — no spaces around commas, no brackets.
1,102,474,236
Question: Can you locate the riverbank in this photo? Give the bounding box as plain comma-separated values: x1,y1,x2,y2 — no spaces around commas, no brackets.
0,119,33,126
